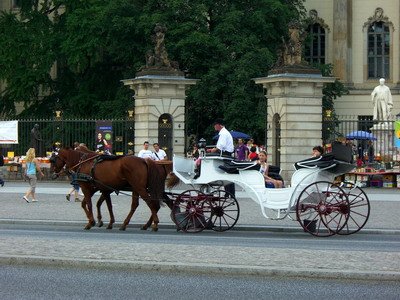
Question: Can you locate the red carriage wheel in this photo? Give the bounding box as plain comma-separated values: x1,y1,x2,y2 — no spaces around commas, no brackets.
202,190,240,232
336,183,370,235
171,190,209,233
296,181,350,237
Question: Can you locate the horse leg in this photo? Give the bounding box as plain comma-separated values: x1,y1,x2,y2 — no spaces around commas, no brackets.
120,192,139,231
81,188,95,230
148,201,161,232
141,215,153,231
96,194,105,228
141,197,160,232
104,193,115,230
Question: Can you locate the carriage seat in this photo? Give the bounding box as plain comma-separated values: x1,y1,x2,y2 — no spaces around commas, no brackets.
294,143,354,173
218,160,283,184
218,160,259,174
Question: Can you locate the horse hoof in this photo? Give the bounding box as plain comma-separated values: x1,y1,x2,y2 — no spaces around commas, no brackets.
151,225,158,232
141,225,148,230
84,225,92,230
119,226,126,231
106,225,113,230
152,227,158,232
98,221,104,228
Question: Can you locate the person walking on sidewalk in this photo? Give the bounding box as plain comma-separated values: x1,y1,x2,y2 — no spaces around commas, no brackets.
65,142,81,202
66,173,81,202
0,151,5,187
22,148,44,203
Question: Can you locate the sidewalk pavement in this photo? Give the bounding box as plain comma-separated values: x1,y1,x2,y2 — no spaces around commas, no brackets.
0,181,400,280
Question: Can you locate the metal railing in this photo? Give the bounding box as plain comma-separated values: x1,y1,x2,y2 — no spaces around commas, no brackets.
322,115,399,163
0,118,135,157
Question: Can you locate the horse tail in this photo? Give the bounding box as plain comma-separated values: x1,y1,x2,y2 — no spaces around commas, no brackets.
145,159,164,201
166,172,180,188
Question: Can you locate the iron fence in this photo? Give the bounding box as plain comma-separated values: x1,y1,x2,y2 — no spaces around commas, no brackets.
322,115,399,163
0,118,135,157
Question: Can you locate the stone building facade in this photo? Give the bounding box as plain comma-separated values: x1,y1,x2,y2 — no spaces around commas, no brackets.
304,0,400,119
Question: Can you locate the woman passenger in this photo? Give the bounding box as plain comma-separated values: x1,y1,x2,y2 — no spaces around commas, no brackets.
257,150,283,188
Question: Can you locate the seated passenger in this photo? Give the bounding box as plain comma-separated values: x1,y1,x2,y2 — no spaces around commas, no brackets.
257,151,283,188
312,145,324,157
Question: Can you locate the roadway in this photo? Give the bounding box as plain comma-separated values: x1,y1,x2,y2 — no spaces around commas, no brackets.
0,181,399,280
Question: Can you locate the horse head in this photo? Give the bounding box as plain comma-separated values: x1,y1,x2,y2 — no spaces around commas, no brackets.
50,147,87,179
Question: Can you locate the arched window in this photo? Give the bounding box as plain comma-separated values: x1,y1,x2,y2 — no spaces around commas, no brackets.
367,21,390,79
305,23,325,64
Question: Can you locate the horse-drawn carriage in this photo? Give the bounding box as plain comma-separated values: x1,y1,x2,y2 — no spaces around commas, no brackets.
166,150,370,237
52,145,370,237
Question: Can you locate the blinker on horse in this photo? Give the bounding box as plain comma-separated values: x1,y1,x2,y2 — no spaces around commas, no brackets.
51,147,178,231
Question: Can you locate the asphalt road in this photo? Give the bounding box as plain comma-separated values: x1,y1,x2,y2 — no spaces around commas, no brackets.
0,181,400,280
1,264,400,300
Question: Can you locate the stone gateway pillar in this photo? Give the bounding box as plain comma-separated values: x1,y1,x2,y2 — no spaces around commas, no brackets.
121,24,198,157
254,74,335,181
122,76,197,157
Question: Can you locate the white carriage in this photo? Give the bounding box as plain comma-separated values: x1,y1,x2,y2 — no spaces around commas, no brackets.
167,151,370,237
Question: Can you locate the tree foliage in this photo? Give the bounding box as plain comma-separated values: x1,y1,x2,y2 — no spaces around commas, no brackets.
0,0,305,143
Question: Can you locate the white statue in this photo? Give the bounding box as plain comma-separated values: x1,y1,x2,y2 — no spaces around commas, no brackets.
371,78,393,121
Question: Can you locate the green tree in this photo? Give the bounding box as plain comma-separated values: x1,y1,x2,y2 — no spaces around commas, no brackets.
0,0,305,144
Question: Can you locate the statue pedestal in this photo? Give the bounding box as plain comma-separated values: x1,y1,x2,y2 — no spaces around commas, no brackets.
122,75,197,157
370,123,394,159
254,73,335,182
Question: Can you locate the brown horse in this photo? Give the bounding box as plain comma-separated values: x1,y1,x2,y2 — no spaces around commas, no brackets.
95,159,178,230
51,147,178,230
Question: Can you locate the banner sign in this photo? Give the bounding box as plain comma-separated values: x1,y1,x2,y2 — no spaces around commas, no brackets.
95,120,112,154
395,121,400,148
0,120,18,144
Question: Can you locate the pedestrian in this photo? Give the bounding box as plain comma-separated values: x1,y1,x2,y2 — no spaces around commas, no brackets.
152,142,168,161
66,173,81,202
137,141,154,159
0,151,5,187
235,138,248,161
22,148,44,203
367,140,375,164
66,142,81,202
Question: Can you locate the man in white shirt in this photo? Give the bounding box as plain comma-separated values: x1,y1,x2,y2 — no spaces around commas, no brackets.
137,141,154,159
209,118,234,156
152,143,168,161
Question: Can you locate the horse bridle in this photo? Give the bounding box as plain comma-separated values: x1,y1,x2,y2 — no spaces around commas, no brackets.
51,151,99,178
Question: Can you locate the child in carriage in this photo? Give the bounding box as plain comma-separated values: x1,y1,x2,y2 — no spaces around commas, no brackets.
256,150,283,188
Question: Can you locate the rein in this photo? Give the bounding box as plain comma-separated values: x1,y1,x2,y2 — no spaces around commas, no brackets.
69,153,101,173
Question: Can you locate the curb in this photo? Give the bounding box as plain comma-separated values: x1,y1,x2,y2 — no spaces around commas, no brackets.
1,218,399,235
1,255,399,281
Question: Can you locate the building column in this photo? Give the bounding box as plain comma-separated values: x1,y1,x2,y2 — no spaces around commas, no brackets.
333,0,351,84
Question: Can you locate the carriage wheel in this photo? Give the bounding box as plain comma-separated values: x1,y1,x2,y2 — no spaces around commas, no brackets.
296,181,350,237
202,190,240,232
336,183,370,235
171,190,209,233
